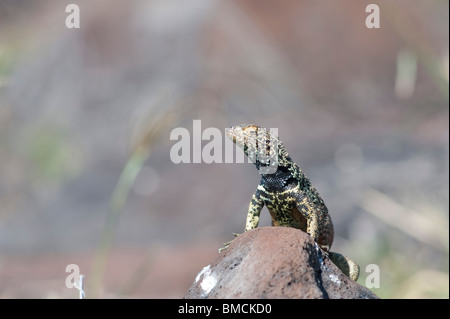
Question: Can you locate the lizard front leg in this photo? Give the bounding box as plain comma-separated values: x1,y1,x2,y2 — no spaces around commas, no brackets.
244,191,264,231
219,190,264,253
306,210,320,243
296,194,320,243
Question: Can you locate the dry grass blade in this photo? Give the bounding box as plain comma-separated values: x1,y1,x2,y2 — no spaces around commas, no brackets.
360,187,448,252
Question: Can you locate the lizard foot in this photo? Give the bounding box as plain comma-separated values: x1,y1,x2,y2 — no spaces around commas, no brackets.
218,233,240,253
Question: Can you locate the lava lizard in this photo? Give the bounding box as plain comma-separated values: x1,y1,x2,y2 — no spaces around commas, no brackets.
219,124,360,281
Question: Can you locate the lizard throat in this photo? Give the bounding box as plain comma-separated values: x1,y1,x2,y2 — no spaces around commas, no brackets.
259,166,297,192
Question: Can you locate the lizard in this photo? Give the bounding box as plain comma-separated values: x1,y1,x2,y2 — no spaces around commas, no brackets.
219,124,360,281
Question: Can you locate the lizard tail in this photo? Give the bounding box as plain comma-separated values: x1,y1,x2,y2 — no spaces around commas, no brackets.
328,251,360,281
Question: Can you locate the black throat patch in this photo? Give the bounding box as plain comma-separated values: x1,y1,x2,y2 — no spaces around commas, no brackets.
260,166,297,192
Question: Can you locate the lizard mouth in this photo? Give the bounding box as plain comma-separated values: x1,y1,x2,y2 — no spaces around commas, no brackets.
225,127,236,140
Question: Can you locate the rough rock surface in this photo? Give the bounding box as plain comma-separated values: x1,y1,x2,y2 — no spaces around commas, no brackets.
184,227,379,299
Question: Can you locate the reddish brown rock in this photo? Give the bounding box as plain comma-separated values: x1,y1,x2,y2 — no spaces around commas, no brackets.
184,227,379,299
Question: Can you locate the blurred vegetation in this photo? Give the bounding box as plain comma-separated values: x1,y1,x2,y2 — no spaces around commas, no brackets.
22,124,82,183
0,0,448,299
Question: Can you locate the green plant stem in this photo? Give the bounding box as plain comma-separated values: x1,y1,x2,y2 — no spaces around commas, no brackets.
89,149,148,298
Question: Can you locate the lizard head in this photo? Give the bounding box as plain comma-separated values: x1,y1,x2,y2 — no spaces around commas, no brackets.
226,124,288,174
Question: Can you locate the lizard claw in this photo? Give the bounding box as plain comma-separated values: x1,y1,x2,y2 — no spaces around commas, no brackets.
218,233,241,253
218,244,230,253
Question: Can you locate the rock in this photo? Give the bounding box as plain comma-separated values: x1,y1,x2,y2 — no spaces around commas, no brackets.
184,227,379,299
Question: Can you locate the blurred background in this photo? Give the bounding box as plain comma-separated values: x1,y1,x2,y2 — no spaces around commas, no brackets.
0,0,448,298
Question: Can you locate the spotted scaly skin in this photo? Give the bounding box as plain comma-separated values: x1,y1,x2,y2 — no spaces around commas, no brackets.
220,124,359,281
